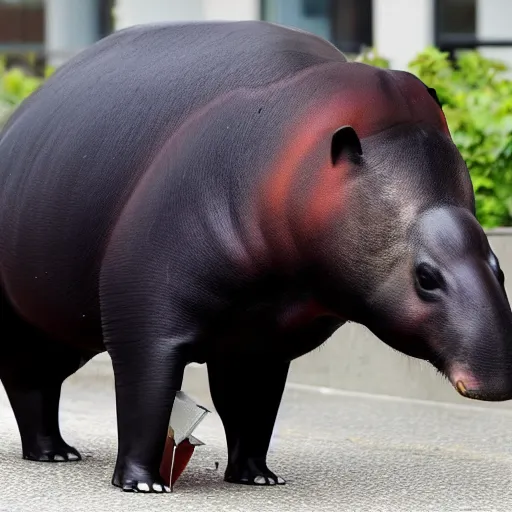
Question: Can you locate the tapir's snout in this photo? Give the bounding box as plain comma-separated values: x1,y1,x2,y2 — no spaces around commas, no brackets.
447,363,512,402
425,259,512,402
412,207,512,402
365,205,512,403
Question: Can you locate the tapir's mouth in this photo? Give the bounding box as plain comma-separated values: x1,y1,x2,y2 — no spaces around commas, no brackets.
453,381,512,402
449,366,512,402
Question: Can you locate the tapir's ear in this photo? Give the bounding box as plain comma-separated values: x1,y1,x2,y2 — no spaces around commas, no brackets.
331,125,362,165
426,86,443,108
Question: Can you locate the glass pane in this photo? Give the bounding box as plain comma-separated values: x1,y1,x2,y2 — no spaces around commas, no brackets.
303,0,329,17
261,0,373,53
261,0,331,42
330,0,372,54
0,0,43,6
437,0,476,35
0,0,44,44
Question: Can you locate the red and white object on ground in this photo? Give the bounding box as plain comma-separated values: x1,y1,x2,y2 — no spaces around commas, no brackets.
159,391,210,490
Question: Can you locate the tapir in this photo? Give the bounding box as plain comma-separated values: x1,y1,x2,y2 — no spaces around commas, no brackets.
1,20,512,494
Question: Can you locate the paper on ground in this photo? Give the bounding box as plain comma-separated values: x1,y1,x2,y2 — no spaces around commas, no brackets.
170,390,210,445
159,390,210,489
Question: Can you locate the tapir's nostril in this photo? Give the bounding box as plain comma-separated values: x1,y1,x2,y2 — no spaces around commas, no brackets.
456,380,468,397
449,365,481,397
450,367,512,401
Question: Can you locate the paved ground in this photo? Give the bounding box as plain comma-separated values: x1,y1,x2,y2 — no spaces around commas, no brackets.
2,363,512,512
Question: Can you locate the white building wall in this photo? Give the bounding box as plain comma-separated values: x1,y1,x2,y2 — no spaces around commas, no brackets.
203,0,259,21
114,0,203,29
114,0,259,30
372,0,434,70
476,0,512,70
45,0,100,67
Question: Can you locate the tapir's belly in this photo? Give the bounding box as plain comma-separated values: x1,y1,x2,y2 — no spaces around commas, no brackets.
203,301,344,363
0,227,105,352
2,275,104,353
210,320,340,363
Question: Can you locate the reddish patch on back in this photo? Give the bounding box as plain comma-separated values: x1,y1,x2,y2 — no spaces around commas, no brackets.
256,65,451,260
437,109,451,136
259,116,335,260
391,70,452,137
257,88,379,256
304,158,352,238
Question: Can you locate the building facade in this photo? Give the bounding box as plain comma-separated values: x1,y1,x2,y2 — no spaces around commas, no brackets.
1,0,511,71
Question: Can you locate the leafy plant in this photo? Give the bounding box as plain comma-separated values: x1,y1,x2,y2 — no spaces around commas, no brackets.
354,47,390,69
0,56,53,126
361,46,512,228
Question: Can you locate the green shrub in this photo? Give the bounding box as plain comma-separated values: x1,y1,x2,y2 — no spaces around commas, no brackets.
0,57,53,126
359,46,512,229
354,48,391,69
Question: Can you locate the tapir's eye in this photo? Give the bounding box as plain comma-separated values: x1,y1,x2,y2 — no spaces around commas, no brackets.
415,263,444,295
489,252,505,286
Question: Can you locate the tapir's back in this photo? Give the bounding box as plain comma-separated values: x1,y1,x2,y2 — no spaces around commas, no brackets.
0,21,349,335
0,20,451,343
0,21,345,202
0,21,345,237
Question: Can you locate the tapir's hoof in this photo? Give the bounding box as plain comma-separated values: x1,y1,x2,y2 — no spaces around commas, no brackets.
119,481,171,493
112,469,171,493
23,443,81,462
224,459,286,486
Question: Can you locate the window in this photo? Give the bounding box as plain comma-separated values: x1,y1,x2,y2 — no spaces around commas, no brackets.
435,0,476,47
303,0,329,18
98,0,115,39
0,0,45,48
330,0,372,54
435,0,512,61
261,0,373,55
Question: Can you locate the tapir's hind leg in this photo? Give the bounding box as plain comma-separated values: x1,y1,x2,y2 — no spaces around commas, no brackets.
0,290,83,462
207,357,289,486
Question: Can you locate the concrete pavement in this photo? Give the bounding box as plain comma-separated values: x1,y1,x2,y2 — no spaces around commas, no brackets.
2,361,512,512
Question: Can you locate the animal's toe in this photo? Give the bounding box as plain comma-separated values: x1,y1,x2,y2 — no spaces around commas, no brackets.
260,469,286,485
120,480,171,493
48,450,81,462
121,481,142,493
50,447,81,462
67,452,81,461
252,473,284,486
225,460,286,487
25,452,49,462
23,442,81,463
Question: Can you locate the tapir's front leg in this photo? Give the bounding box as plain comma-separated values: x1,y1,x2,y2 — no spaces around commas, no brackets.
106,334,192,492
207,357,289,486
99,260,197,493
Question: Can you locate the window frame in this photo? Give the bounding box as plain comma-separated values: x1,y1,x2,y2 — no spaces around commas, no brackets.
434,0,512,59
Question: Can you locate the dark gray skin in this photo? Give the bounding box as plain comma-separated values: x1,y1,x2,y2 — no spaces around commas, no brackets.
1,20,512,494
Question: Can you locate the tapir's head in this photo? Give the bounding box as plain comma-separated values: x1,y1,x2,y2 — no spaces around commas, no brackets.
362,203,512,402
316,111,512,402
